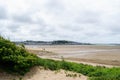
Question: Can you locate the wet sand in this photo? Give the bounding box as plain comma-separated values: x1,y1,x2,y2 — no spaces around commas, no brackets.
26,45,120,66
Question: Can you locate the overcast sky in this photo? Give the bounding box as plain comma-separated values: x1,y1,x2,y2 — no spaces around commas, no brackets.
0,0,120,43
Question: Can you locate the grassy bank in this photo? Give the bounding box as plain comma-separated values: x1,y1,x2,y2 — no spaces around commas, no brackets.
0,36,120,80
36,58,120,80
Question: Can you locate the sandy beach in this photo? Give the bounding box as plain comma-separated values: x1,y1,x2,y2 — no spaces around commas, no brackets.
27,45,120,66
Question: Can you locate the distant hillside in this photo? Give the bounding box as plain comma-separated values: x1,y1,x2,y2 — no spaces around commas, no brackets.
14,40,91,45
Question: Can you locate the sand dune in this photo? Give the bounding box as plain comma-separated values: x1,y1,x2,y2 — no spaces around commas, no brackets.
24,67,87,80
0,67,87,80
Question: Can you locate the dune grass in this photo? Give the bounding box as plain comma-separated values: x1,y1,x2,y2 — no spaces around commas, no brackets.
0,36,120,80
36,58,120,80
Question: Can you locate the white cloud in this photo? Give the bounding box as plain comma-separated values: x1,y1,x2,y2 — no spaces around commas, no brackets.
0,0,120,43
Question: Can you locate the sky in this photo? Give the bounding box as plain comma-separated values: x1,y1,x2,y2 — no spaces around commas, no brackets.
0,0,120,43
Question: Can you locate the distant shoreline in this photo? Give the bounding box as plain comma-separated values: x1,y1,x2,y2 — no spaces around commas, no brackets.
14,40,92,45
13,40,120,46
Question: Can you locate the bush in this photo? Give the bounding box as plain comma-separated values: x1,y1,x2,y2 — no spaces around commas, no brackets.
0,36,38,75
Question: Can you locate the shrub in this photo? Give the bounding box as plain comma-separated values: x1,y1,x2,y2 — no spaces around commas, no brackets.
0,36,38,75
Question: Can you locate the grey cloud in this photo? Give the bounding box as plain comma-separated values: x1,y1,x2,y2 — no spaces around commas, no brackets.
75,11,101,24
0,21,21,36
0,7,7,19
12,12,48,27
85,32,99,37
109,25,120,35
12,14,33,23
60,24,84,32
45,0,64,14
30,25,56,37
7,23,20,32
